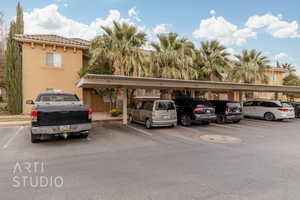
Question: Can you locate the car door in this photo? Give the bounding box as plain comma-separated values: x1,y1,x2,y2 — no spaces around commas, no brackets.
132,102,142,122
139,101,153,122
252,101,263,117
243,101,254,116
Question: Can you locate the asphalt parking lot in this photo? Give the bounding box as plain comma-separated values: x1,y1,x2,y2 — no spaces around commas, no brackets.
1,118,300,200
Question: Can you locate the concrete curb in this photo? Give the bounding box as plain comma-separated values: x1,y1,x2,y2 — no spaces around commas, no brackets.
0,118,123,127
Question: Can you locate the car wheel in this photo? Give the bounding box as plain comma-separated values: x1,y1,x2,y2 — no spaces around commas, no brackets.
180,115,192,126
216,115,226,124
128,115,133,123
264,112,275,121
145,119,152,129
31,132,41,143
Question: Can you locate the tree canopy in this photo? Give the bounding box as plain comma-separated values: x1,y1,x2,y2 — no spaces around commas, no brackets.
5,2,23,114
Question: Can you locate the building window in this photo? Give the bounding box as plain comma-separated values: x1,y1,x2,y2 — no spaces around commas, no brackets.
272,74,276,82
46,52,61,67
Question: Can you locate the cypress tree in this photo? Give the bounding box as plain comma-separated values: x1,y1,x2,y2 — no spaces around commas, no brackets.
5,2,23,114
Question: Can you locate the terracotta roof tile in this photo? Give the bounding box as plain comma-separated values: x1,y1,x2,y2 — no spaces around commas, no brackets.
13,34,90,49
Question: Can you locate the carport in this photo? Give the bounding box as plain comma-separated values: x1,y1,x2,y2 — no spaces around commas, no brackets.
77,74,300,125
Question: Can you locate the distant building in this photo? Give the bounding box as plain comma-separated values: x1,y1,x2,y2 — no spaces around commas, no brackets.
253,67,288,100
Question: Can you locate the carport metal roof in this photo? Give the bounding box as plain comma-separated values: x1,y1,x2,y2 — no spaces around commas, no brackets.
77,74,300,93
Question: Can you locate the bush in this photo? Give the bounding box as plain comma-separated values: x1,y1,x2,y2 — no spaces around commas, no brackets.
110,109,120,117
0,103,8,113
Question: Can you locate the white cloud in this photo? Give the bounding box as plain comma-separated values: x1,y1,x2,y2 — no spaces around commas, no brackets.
24,4,135,40
209,10,216,15
128,7,141,22
224,48,239,61
274,52,292,61
246,14,300,38
153,24,172,35
193,16,256,46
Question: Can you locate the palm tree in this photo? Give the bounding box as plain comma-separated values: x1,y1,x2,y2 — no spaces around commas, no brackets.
149,33,197,80
89,21,147,77
281,63,296,74
197,40,230,81
230,49,270,84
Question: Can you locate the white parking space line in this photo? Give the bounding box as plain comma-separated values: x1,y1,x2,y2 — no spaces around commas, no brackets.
128,125,153,136
2,126,24,149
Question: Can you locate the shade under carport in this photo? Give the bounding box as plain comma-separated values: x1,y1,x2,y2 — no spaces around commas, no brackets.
77,74,300,93
77,74,300,125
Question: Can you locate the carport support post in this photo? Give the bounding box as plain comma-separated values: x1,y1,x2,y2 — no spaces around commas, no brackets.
123,88,128,126
191,90,195,98
274,92,279,100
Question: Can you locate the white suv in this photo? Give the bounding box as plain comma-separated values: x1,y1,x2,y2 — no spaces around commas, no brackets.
243,100,295,121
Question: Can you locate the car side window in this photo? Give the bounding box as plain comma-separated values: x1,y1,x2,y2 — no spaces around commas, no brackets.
243,101,253,107
141,101,154,111
261,102,269,107
261,102,280,107
255,101,262,106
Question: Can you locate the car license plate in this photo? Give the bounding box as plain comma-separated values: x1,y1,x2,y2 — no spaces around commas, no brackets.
59,125,70,132
206,110,211,113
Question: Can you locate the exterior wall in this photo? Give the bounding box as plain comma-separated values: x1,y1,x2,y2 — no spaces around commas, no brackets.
22,43,83,113
83,89,111,112
253,69,287,100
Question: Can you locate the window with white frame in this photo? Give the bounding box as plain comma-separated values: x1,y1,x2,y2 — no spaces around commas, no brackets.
46,52,62,67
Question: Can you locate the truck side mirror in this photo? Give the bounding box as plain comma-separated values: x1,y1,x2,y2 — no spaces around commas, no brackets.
26,100,34,105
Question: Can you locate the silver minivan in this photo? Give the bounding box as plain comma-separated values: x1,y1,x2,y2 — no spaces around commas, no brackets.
128,100,177,128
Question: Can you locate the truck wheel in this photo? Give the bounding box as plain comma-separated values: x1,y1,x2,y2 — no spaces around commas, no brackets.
31,132,41,143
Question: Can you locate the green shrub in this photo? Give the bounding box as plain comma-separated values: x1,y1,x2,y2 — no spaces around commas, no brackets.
110,109,120,117
0,103,8,113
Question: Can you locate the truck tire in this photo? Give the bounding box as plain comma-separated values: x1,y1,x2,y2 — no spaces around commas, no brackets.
31,132,41,143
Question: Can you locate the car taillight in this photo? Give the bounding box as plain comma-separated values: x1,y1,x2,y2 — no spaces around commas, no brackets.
88,108,93,116
31,110,38,120
278,108,288,112
194,107,203,113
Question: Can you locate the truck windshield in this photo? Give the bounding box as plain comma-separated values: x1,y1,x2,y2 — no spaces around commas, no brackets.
37,94,79,102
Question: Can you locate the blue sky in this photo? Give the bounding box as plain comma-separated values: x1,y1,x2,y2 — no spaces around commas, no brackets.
2,0,300,71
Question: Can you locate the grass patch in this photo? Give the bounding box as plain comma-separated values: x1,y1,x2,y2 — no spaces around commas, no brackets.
0,117,31,122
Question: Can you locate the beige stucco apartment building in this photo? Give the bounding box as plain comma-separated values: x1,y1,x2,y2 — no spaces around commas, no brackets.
14,34,89,113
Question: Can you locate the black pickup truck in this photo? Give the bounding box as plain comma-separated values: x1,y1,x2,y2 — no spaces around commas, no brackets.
26,92,92,143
